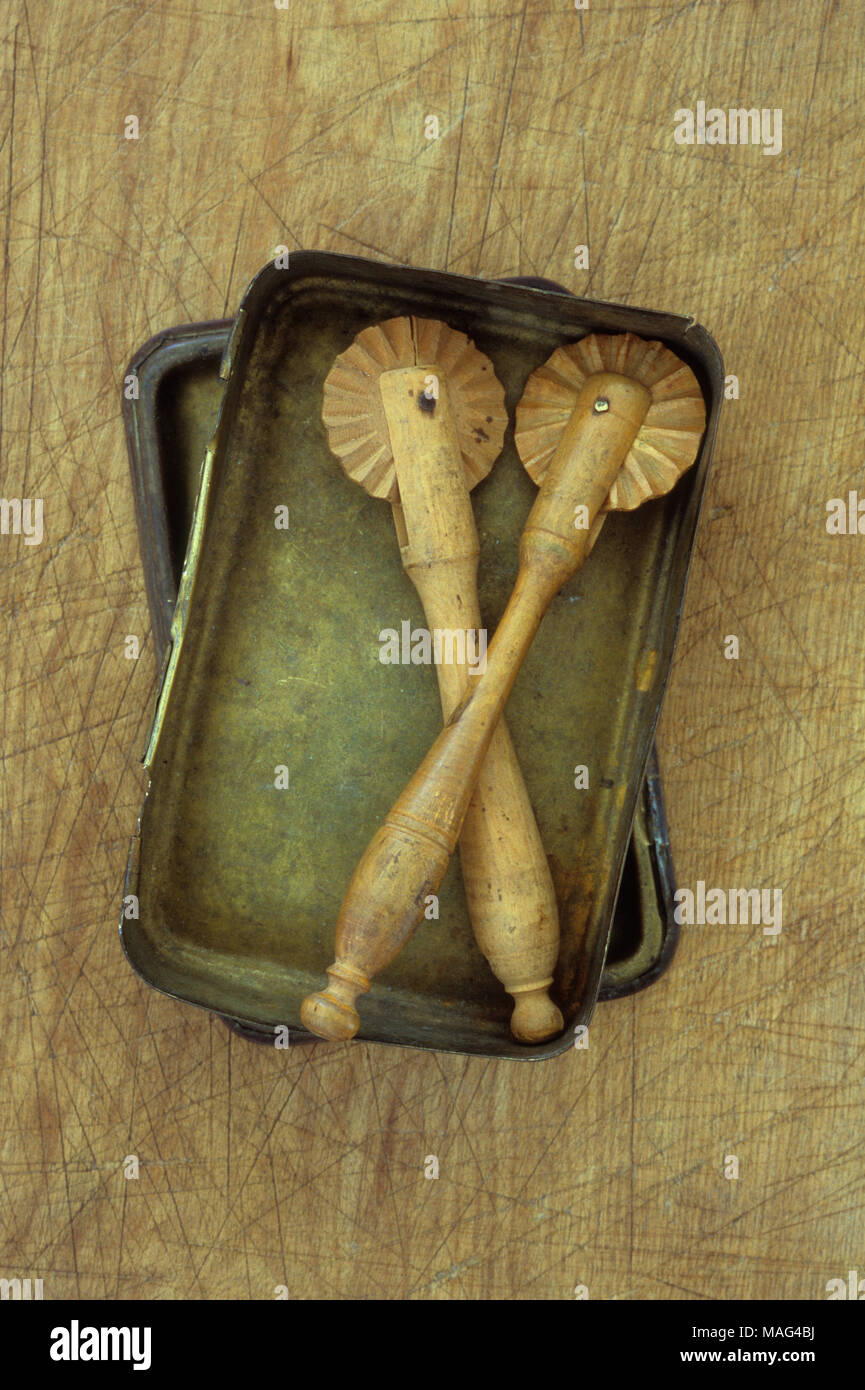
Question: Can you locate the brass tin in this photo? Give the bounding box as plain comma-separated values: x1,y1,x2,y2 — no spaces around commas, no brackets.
121,253,723,1058
123,312,681,1024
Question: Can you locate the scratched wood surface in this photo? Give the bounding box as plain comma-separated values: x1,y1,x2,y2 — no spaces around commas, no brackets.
2,0,863,1301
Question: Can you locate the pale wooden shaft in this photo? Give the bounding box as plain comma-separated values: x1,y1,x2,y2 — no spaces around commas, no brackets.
301,371,651,1042
380,367,562,1041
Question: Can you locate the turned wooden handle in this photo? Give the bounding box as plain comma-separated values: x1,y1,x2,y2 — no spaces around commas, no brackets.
380,368,563,1043
301,371,652,1042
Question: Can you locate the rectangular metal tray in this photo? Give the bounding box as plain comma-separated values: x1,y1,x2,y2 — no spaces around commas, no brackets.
124,314,682,1021
121,252,723,1058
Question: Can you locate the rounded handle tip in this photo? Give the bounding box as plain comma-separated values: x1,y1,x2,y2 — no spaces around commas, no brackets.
510,990,564,1045
300,990,361,1042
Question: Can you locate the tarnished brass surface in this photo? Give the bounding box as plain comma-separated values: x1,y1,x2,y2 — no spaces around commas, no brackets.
122,253,723,1058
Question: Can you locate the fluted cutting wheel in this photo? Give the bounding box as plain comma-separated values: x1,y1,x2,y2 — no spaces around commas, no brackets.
321,316,507,503
514,332,706,511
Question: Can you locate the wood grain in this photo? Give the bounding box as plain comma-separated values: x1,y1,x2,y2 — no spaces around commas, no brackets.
2,0,864,1300
323,348,563,1043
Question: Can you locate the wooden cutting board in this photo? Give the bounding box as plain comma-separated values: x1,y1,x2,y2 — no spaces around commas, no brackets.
2,0,863,1299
